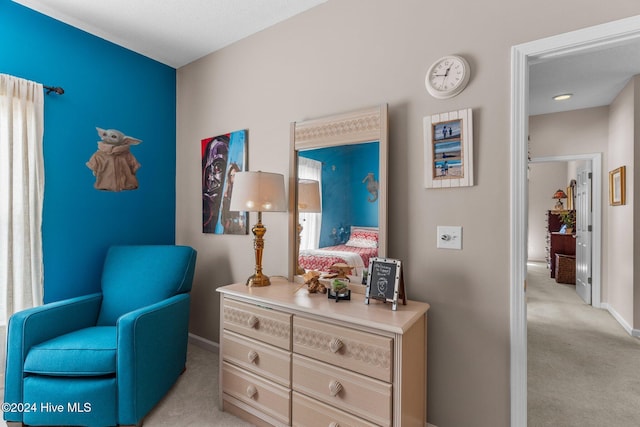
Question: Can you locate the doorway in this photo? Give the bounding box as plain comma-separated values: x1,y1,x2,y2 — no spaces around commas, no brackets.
510,15,640,427
528,154,602,307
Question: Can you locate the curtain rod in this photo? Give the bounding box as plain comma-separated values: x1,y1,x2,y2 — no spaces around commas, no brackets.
43,85,64,95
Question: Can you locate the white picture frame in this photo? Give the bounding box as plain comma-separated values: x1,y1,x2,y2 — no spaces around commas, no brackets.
423,108,474,188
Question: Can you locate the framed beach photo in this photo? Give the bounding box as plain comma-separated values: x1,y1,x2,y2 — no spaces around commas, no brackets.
609,166,625,206
423,109,473,188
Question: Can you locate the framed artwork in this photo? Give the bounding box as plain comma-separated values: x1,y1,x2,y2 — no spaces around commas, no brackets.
609,165,626,206
201,129,248,234
423,108,473,188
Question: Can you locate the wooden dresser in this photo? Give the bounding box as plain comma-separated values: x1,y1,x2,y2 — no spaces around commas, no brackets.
217,280,430,427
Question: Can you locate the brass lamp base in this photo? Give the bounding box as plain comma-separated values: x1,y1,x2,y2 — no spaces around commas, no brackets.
246,273,271,287
247,212,271,287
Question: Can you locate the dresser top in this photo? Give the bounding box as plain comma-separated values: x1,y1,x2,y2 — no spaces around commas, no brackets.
217,279,429,334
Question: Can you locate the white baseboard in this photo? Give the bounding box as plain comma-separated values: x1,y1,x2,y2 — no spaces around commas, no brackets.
601,303,640,337
188,332,219,352
427,423,437,427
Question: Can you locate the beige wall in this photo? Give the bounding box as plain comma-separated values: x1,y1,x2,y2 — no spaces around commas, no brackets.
528,162,569,261
607,77,637,327
175,2,640,426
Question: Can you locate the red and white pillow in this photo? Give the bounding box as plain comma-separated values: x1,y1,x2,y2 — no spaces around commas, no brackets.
345,228,378,248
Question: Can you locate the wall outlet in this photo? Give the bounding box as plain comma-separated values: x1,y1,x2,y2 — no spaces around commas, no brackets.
437,226,462,250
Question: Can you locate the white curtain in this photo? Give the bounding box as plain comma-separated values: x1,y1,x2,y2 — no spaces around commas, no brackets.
0,74,45,328
298,157,322,250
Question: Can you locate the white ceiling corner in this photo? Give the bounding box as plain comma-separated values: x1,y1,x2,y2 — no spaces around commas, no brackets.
11,0,327,68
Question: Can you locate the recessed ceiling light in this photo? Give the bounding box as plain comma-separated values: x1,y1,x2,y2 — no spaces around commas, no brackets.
553,93,572,101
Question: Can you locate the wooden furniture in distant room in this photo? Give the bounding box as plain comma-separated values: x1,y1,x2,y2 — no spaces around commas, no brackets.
546,210,576,278
555,253,576,284
546,210,575,278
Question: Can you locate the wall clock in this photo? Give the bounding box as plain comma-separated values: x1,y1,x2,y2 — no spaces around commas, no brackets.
425,55,471,99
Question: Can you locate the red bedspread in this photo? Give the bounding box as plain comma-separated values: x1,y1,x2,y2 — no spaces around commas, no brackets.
298,245,377,273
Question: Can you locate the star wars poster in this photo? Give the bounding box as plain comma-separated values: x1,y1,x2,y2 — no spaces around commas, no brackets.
201,130,248,234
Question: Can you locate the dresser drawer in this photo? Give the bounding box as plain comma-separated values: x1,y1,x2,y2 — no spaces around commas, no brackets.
223,299,292,350
293,316,392,382
292,354,391,427
222,330,291,387
222,361,291,426
293,391,378,427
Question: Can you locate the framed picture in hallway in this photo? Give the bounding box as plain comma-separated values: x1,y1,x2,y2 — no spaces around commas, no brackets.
423,108,473,188
609,165,626,206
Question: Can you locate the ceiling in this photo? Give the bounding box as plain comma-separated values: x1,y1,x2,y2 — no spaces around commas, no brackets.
12,0,327,68
12,1,640,115
529,39,640,115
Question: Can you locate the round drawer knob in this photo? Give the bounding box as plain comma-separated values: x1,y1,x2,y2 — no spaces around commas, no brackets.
329,380,343,397
248,350,259,364
329,423,340,427
329,337,343,353
247,315,259,328
246,385,257,399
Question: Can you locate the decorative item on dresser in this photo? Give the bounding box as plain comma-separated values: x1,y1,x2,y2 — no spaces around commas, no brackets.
552,188,568,210
217,280,429,427
546,210,576,278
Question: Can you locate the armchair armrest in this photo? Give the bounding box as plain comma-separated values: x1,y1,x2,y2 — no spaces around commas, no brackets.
116,293,190,425
4,293,102,416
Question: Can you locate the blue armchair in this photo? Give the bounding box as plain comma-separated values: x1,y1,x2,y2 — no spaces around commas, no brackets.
3,245,197,427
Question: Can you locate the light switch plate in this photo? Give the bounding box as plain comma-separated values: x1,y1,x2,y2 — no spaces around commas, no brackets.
437,226,462,250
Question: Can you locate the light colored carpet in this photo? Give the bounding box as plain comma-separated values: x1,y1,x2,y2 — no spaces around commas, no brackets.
527,261,640,427
0,343,254,427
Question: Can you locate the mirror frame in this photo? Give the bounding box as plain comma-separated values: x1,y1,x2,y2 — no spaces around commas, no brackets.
288,104,389,281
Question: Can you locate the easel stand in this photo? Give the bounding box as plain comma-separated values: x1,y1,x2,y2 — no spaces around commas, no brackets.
365,258,407,311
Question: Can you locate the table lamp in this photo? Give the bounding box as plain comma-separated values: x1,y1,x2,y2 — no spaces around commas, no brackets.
296,179,321,274
229,171,286,287
552,189,567,210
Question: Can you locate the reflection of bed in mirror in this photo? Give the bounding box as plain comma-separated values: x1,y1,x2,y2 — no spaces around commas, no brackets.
298,226,378,277
288,104,388,284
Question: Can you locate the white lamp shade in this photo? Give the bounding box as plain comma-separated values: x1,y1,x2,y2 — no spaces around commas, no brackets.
298,179,321,213
229,171,287,212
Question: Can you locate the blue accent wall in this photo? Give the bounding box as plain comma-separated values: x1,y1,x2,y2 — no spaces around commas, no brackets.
300,141,379,247
0,0,177,302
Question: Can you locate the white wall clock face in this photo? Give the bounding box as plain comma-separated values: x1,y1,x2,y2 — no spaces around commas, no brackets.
425,55,471,99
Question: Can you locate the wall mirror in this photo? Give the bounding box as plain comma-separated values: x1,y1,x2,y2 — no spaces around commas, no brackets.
288,104,388,286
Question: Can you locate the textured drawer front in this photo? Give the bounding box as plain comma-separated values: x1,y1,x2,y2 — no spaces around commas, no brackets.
293,391,378,427
293,316,393,382
223,299,292,350
293,354,391,427
222,330,291,387
222,361,291,425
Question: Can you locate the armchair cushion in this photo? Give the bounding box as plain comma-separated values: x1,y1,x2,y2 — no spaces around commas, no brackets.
97,245,196,325
24,326,116,376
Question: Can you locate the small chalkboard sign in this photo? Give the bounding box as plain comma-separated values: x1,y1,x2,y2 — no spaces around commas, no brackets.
365,257,406,310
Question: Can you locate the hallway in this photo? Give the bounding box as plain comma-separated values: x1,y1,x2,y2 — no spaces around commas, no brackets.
527,261,640,426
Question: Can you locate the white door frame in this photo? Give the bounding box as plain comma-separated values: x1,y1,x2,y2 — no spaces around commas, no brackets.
529,154,602,308
510,15,640,426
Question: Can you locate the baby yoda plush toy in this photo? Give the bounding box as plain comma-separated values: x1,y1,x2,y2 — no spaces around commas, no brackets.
86,127,142,191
